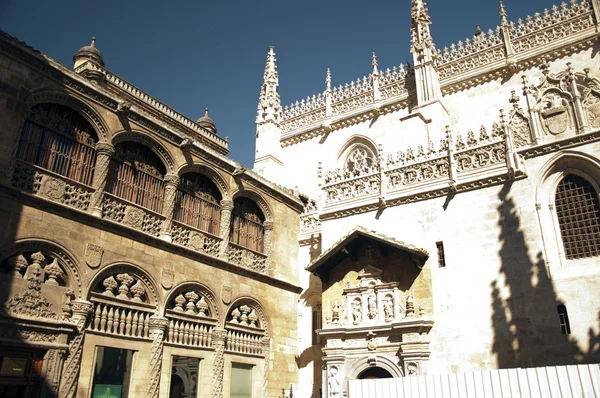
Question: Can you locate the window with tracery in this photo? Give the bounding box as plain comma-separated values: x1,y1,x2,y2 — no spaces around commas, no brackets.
345,146,374,174
230,198,265,253
106,142,166,213
554,174,600,259
174,173,222,235
16,103,98,185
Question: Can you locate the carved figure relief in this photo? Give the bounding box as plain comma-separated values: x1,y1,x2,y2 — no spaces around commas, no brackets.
407,361,419,376
383,295,394,321
332,302,340,324
540,92,571,135
328,366,340,397
352,298,362,325
367,294,377,320
85,243,103,269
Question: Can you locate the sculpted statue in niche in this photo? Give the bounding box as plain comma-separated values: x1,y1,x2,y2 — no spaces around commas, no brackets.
539,92,571,135
383,295,394,322
352,298,362,325
332,302,340,324
328,366,340,397
367,294,377,319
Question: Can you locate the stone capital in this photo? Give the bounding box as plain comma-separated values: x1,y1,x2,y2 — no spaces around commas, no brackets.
212,327,228,343
163,174,180,187
95,142,115,156
220,199,234,211
263,221,274,231
148,316,169,333
71,300,94,318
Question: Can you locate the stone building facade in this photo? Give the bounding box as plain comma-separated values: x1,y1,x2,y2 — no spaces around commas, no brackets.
253,0,600,397
0,30,303,397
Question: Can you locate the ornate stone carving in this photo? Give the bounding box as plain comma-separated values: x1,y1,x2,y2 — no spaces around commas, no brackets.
367,294,377,320
352,298,362,325
60,300,93,398
328,366,340,398
39,175,66,201
188,231,206,251
161,269,174,290
406,361,419,376
88,143,115,215
540,92,571,135
84,243,103,269
122,206,145,229
383,295,394,322
211,327,227,398
146,317,169,398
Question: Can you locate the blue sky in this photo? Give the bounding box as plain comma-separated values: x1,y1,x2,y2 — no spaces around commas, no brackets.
1,0,553,167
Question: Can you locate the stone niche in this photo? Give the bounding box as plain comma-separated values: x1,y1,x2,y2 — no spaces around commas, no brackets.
307,228,433,398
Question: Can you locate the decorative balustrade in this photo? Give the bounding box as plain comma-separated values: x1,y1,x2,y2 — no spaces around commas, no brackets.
510,0,593,53
225,322,266,356
455,140,506,173
74,61,228,149
102,193,165,237
386,155,450,189
165,310,215,348
225,242,268,274
12,160,93,211
323,171,380,204
170,221,221,256
88,294,155,340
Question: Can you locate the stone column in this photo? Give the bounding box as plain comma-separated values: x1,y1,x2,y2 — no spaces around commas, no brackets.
88,143,115,217
159,174,180,242
146,316,169,398
40,348,66,398
567,63,589,134
263,220,274,270
218,199,234,259
59,300,94,398
261,336,271,398
211,327,227,398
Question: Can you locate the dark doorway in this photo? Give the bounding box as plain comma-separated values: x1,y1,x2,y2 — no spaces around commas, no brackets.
357,367,393,379
169,374,184,398
0,348,44,398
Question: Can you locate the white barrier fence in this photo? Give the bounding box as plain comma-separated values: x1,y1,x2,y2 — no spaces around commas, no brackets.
348,364,600,398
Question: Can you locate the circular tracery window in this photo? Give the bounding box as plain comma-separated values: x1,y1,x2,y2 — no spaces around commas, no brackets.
345,147,374,173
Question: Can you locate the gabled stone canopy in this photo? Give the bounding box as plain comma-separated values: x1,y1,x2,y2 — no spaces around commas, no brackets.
305,226,429,282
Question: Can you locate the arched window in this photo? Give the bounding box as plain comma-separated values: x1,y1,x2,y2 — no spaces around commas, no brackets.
344,146,374,174
174,173,222,235
16,103,98,185
106,142,166,213
312,303,322,345
554,174,600,259
230,198,265,253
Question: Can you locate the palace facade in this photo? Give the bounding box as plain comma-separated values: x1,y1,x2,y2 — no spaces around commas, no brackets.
1,0,600,397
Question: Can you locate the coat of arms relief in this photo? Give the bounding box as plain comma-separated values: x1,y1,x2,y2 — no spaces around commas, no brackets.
539,92,572,135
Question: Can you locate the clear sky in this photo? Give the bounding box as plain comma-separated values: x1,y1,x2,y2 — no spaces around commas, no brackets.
1,0,553,167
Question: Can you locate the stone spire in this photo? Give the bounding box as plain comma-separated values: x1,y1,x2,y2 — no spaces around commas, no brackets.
410,0,436,63
256,46,281,126
371,52,379,76
325,68,332,117
73,37,105,69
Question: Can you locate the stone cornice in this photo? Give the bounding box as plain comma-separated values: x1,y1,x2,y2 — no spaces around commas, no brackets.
318,319,434,337
0,185,302,295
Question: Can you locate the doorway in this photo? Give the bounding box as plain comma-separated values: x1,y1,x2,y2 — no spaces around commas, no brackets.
357,367,393,380
0,348,44,398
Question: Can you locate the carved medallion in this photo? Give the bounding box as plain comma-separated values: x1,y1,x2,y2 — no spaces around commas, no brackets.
161,269,174,290
39,176,66,201
188,231,206,251
85,243,103,269
540,94,570,135
123,206,144,228
221,285,232,305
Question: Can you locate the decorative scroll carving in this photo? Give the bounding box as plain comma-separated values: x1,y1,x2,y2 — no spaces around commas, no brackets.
60,300,93,398
146,317,169,398
88,144,115,214
211,328,227,398
84,243,103,269
455,141,506,172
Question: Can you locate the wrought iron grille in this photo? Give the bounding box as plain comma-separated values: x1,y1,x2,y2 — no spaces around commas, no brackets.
555,174,600,259
174,174,221,235
230,198,264,253
16,103,97,185
106,142,165,213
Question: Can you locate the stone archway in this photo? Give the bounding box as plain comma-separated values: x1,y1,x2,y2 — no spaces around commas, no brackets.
357,366,394,380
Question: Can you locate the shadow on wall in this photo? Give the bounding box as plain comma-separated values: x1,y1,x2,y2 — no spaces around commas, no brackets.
491,183,600,368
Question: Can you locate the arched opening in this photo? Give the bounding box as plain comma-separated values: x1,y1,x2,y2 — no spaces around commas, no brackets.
106,141,166,213
17,103,98,185
554,174,600,259
174,173,222,235
557,304,571,335
230,197,265,253
357,367,393,380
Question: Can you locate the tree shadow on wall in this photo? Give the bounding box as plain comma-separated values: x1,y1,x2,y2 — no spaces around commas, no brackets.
491,183,600,369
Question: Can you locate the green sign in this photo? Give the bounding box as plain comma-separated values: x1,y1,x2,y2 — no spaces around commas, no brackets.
93,385,122,398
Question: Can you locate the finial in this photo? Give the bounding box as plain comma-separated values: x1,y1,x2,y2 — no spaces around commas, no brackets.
499,1,508,25
205,108,209,117
475,25,482,36
371,52,379,75
499,108,506,125
91,37,96,47
326,68,331,91
509,91,520,110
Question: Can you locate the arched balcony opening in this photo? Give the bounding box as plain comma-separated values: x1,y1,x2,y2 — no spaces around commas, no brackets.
106,141,166,213
174,173,222,236
230,197,265,253
16,103,98,185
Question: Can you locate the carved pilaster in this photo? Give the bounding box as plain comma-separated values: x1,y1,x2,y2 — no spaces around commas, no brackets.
522,76,543,145
40,348,66,398
500,110,525,177
146,316,169,398
159,174,180,242
263,221,274,270
88,143,115,217
211,327,227,398
218,199,234,259
59,300,93,398
566,63,589,134
261,336,270,398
